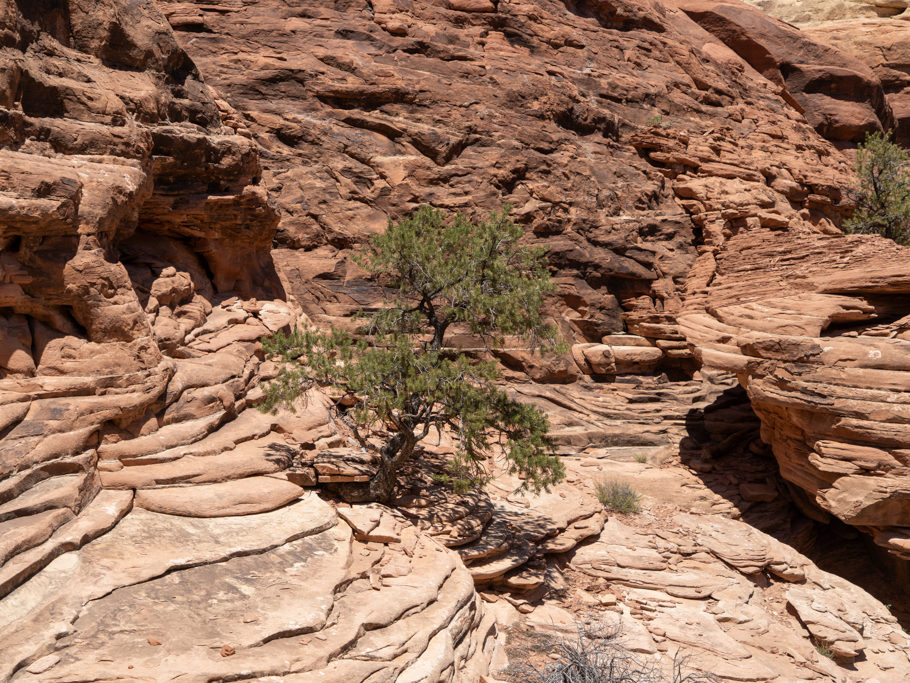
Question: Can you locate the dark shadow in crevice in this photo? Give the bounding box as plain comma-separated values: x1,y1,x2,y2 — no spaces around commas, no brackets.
14,0,72,47
682,384,910,630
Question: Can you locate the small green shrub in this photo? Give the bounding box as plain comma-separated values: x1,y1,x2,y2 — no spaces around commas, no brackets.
635,454,648,464
815,640,835,660
646,114,668,128
844,130,910,245
595,480,642,514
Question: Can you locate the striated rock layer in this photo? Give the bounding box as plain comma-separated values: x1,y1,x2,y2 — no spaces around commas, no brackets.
493,376,910,682
0,0,292,598
0,1,494,680
680,229,910,561
3,0,910,680
3,494,495,681
153,0,881,378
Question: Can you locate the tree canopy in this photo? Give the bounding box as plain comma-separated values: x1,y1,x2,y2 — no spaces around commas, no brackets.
844,130,910,245
261,205,566,503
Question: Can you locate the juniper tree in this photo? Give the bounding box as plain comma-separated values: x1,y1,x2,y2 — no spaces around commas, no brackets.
261,206,566,503
844,130,910,245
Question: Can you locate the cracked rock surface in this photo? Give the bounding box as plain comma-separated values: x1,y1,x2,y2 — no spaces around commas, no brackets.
3,0,910,680
2,494,495,682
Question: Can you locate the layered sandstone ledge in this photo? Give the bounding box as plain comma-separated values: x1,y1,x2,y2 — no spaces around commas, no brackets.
486,376,910,681
2,494,495,681
0,0,295,594
680,230,910,560
0,2,495,679
1,0,910,680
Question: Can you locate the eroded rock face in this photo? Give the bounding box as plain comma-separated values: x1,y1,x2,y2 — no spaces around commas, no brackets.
767,0,910,21
154,0,845,365
4,0,910,680
2,494,495,681
488,376,909,682
680,228,910,560
153,0,895,384
803,19,910,145
0,0,297,603
743,0,881,24
674,0,894,141
0,3,500,680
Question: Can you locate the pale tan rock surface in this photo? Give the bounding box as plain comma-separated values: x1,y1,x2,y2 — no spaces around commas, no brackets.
1,494,495,682
3,0,910,681
747,0,910,21
490,379,910,681
743,0,879,23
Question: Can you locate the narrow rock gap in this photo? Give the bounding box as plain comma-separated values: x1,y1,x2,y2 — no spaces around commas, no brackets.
682,384,910,628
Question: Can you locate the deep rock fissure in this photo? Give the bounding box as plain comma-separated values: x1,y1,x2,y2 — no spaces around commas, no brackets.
684,384,910,629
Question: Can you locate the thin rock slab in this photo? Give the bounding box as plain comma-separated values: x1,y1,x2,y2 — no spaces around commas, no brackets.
0,494,336,680
134,476,305,517
786,586,865,658
336,503,403,544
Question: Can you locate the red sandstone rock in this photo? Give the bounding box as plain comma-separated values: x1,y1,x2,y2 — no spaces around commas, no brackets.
674,0,894,141
0,0,289,599
680,228,910,559
804,18,910,145
2,0,910,681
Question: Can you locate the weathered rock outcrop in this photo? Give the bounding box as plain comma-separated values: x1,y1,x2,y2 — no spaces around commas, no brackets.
743,0,881,23
563,506,910,679
746,0,910,24
675,0,894,141
803,19,910,145
4,0,910,680
155,0,833,371
3,494,495,681
0,0,295,595
680,225,910,560
0,2,495,680
490,376,910,681
154,0,896,379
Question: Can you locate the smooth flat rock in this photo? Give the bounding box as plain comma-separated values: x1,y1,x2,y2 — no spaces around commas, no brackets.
134,476,304,517
18,525,351,681
0,494,335,680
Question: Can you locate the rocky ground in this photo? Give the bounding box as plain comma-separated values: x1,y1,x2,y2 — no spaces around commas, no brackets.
465,374,910,681
2,0,910,680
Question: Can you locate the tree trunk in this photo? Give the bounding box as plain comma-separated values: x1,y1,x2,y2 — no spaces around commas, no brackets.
334,430,417,504
370,430,417,503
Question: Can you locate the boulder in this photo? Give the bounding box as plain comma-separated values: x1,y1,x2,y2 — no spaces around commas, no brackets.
674,0,894,141
804,18,910,145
